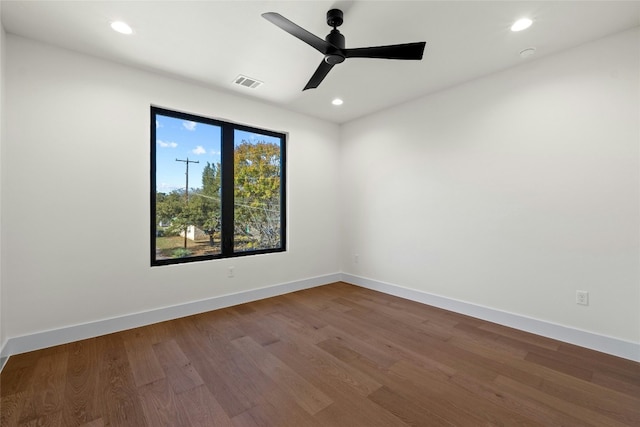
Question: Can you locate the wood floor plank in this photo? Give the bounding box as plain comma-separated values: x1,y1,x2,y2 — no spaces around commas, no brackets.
327,304,499,382
267,337,382,397
61,339,100,426
367,385,455,427
556,342,640,377
175,385,235,427
227,308,281,346
265,310,333,344
524,350,594,381
17,349,68,426
317,338,486,426
0,350,41,398
494,374,632,427
230,411,262,427
446,328,640,425
78,418,104,427
171,316,257,418
95,333,147,427
152,339,204,394
192,308,246,342
478,321,562,352
390,359,541,426
137,378,187,426
215,327,311,420
1,282,638,426
591,370,640,398
315,324,401,369
122,330,165,388
231,335,333,415
308,308,425,370
336,295,434,326
238,385,326,427
18,410,62,427
448,368,588,426
0,391,26,426
451,321,530,358
313,390,410,427
528,371,640,425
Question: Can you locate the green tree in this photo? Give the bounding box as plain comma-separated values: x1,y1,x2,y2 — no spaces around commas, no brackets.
202,161,221,197
195,162,222,245
234,140,281,249
156,191,185,236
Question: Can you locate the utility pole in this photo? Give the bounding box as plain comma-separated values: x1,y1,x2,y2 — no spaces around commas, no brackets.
176,157,199,249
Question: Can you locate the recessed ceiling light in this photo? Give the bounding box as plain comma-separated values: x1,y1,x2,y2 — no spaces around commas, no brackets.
332,98,344,106
111,21,133,35
511,18,533,32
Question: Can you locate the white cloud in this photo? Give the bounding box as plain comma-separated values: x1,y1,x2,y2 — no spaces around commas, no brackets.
192,145,206,155
183,121,197,131
210,150,221,156
157,182,176,192
157,140,178,148
156,120,162,129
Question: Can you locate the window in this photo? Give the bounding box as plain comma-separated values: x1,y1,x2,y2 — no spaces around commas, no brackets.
151,106,286,266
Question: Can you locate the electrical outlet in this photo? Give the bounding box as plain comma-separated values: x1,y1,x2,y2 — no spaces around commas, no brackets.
576,290,589,306
228,266,235,278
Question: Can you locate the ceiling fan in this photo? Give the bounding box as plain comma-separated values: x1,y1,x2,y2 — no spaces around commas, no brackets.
262,9,426,91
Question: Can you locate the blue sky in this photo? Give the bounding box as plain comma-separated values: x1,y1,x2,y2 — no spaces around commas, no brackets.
155,114,281,193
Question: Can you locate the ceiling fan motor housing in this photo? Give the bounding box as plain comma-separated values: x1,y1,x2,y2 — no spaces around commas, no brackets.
326,9,344,27
325,29,346,64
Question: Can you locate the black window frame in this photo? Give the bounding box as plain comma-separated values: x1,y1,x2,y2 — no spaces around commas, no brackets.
151,106,287,266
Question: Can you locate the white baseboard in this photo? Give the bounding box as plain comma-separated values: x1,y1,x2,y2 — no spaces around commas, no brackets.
2,272,638,367
0,273,341,362
341,273,640,363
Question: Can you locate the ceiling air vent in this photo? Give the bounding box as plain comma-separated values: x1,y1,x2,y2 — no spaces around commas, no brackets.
233,75,263,89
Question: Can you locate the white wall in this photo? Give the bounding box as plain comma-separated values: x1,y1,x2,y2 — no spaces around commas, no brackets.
3,35,340,341
340,28,640,345
0,6,6,358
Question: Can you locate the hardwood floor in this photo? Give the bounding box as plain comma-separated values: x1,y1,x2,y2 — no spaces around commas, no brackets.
1,282,639,426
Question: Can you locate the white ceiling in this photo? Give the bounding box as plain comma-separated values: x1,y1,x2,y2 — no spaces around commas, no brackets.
2,1,639,124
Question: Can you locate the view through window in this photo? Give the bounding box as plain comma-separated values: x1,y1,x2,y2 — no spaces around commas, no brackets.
151,107,286,265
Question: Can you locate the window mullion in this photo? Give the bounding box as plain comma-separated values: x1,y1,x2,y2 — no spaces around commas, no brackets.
220,125,235,255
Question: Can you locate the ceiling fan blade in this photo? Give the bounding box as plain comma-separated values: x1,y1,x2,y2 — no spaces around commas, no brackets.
345,42,426,60
303,60,335,91
262,12,332,54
